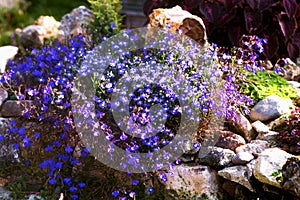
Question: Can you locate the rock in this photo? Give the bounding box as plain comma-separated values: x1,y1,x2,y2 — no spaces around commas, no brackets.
11,16,62,47
253,148,294,188
235,140,269,157
181,139,200,155
282,157,300,197
165,164,220,199
260,59,273,70
288,81,300,89
58,6,94,39
221,180,239,198
215,130,246,151
250,95,293,122
1,100,34,117
256,130,279,141
252,121,269,134
0,87,8,106
232,152,254,165
197,146,236,169
27,194,44,200
147,6,207,46
0,45,18,73
227,109,256,142
275,58,300,82
0,117,19,163
218,165,254,192
0,0,19,9
246,159,256,179
0,187,10,200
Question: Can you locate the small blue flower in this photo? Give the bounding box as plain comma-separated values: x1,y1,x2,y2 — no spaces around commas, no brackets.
48,178,56,185
69,186,77,192
148,187,154,193
63,177,72,186
65,145,73,153
78,182,85,188
112,190,119,197
70,195,78,200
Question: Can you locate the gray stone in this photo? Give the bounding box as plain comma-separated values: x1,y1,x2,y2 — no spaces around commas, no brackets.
181,139,200,155
0,187,10,199
250,95,293,122
218,165,254,192
0,118,19,162
288,81,300,88
0,45,18,73
256,130,279,141
58,6,94,38
251,121,269,133
164,164,220,200
227,109,256,142
197,146,236,169
232,152,254,165
1,100,34,117
282,157,300,197
246,159,256,179
0,87,8,106
0,0,19,9
215,130,246,151
253,148,294,188
235,140,269,157
11,16,62,48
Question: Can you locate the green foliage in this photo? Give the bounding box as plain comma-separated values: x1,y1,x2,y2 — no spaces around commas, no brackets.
0,1,34,46
87,0,123,38
26,0,89,20
240,70,298,103
271,169,283,182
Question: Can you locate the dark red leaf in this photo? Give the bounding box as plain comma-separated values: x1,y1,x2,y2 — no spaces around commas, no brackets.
184,0,203,9
228,26,242,45
278,13,297,39
283,0,297,18
244,9,262,31
287,42,300,60
246,0,259,9
199,2,224,23
264,34,279,59
258,0,280,11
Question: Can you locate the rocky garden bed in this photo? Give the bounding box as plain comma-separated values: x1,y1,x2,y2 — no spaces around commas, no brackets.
0,1,300,200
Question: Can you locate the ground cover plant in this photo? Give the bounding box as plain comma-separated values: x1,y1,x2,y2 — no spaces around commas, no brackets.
0,31,268,199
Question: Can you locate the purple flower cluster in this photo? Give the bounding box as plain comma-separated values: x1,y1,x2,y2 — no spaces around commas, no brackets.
0,29,269,199
1,35,89,199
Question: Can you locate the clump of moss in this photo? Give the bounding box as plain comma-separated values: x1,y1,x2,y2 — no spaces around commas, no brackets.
240,70,298,103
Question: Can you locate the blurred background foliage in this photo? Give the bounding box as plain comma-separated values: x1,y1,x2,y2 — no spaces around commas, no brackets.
0,0,89,46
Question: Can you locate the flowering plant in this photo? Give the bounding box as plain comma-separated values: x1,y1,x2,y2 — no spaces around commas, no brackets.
0,29,269,199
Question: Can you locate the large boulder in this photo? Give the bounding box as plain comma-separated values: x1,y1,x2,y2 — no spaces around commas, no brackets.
197,146,236,169
11,16,62,47
235,140,270,157
250,95,293,122
218,165,254,192
228,109,256,142
58,6,94,39
147,6,207,46
215,130,246,151
164,164,221,199
0,45,18,73
253,148,294,188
